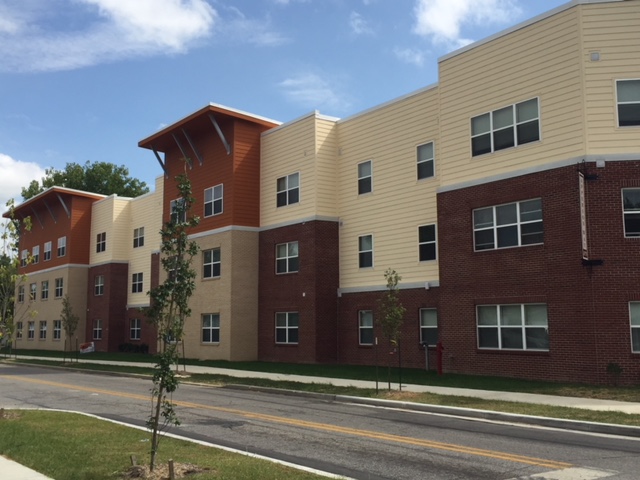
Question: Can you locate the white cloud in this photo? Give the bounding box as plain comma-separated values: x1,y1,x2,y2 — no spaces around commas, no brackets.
218,7,288,47
0,0,217,72
278,73,351,113
412,0,522,47
0,153,47,209
394,47,425,67
350,11,374,36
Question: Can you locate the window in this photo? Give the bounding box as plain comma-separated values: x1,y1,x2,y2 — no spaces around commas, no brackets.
32,245,39,264
276,241,299,274
39,321,47,340
96,232,106,253
359,310,374,345
18,285,24,303
203,248,221,278
44,241,52,261
275,312,299,344
358,160,372,194
202,313,220,343
417,142,435,180
631,303,640,353
93,319,102,340
170,198,186,224
204,184,223,217
420,309,438,347
95,275,104,296
276,173,300,207
130,318,141,340
617,80,640,127
57,236,66,257
474,199,543,251
29,283,36,301
622,188,640,237
418,224,437,262
16,321,23,339
131,272,143,293
55,278,63,298
477,304,549,350
358,235,373,268
471,98,539,156
41,281,49,301
28,321,35,340
133,227,145,248
20,249,28,267
53,320,61,340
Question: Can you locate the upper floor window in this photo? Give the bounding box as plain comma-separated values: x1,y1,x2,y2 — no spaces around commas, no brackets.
471,98,539,157
203,248,221,279
420,309,438,347
630,302,640,353
275,312,299,344
418,224,437,262
96,232,106,253
133,227,145,248
29,283,36,301
473,199,543,251
359,310,374,345
276,173,299,207
622,188,640,237
95,275,104,296
358,160,372,195
18,285,24,303
417,142,435,180
131,272,143,293
20,249,28,267
32,245,39,264
57,236,66,257
276,241,299,274
358,235,374,268
41,281,49,301
204,184,223,217
55,278,64,298
477,304,549,351
44,241,52,261
170,198,186,224
202,313,220,343
617,80,640,127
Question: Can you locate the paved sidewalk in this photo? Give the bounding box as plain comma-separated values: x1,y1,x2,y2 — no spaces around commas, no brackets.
0,456,52,480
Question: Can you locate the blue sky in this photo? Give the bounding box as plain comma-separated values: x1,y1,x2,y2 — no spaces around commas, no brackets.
0,0,570,207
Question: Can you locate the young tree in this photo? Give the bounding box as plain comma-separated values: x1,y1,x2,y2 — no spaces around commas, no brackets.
60,294,79,357
378,268,407,390
144,171,199,471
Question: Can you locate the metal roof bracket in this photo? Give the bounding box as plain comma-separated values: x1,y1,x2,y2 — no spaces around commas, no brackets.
152,146,168,177
182,128,203,166
208,113,232,155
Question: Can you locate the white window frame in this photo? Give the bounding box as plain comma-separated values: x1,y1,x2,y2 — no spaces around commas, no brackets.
203,248,221,279
17,285,24,303
93,319,102,340
358,160,373,195
57,236,66,257
473,198,543,251
44,241,52,261
622,188,640,237
204,184,223,217
16,321,23,339
477,304,549,351
170,198,186,224
630,302,640,353
418,224,437,262
32,245,39,264
420,308,438,347
131,272,143,293
28,321,35,340
20,249,28,267
95,275,104,296
417,142,435,180
471,97,540,157
55,278,64,298
358,234,374,268
133,227,145,248
41,280,49,301
29,283,36,301
53,320,61,340
96,232,106,253
130,318,141,340
358,310,374,345
616,79,640,127
275,312,299,344
39,320,47,340
276,241,299,274
202,313,220,343
276,172,300,207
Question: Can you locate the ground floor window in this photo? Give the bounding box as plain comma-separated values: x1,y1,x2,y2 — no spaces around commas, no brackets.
28,321,35,340
275,312,299,344
16,321,23,339
130,318,141,340
53,320,61,340
358,310,374,345
202,314,220,343
630,302,640,353
419,309,438,346
477,304,548,350
93,319,102,340
39,321,47,340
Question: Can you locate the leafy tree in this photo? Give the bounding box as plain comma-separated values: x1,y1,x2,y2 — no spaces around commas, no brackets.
60,294,79,356
378,268,406,390
144,170,199,471
21,161,149,200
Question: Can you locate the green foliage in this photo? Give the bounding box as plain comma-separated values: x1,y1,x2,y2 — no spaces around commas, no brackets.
60,294,79,351
377,268,406,346
21,161,149,200
143,170,199,471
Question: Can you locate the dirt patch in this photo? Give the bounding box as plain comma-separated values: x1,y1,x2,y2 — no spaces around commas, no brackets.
380,391,422,401
0,408,21,420
122,462,209,479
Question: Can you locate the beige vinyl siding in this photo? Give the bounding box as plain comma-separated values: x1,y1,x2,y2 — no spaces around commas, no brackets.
438,7,584,186
337,87,440,288
314,117,339,217
90,196,132,264
582,1,640,153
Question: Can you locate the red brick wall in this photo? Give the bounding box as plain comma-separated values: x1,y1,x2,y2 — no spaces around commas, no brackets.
86,263,128,352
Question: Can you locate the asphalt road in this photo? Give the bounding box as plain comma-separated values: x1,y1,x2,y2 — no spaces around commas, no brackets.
1,363,639,479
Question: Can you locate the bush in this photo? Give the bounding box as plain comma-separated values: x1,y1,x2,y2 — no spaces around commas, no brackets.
118,343,149,354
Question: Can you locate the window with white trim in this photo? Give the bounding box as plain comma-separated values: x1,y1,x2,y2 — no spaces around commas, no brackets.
359,310,374,345
471,98,540,156
617,80,640,127
417,142,434,180
29,283,36,301
18,285,24,303
358,235,373,268
276,173,299,207
96,232,106,253
420,309,438,347
32,245,39,264
55,278,63,298
133,227,145,248
631,302,640,352
93,319,102,340
474,199,543,251
131,272,143,293
57,236,66,257
95,275,104,296
203,248,221,279
477,304,549,350
202,313,220,343
170,198,186,224
39,321,47,340
204,184,223,217
418,224,436,261
275,312,299,344
44,241,52,261
358,160,372,195
53,320,61,340
622,188,640,237
16,321,23,339
41,280,49,301
28,321,35,340
130,318,141,340
276,241,299,274
20,249,28,267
